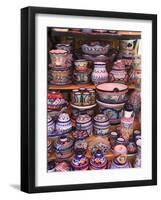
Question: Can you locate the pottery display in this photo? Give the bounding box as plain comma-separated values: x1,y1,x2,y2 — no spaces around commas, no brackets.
81,43,110,55
91,62,108,85
90,150,107,170
109,60,129,83
96,83,128,103
49,66,72,85
49,49,72,67
93,114,110,136
71,150,89,170
48,91,67,111
56,113,72,134
47,27,142,172
54,135,73,159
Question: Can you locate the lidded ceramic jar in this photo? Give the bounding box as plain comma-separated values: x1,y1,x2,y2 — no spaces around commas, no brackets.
109,60,129,83
71,150,89,170
90,150,107,170
48,114,55,136
91,62,108,85
93,114,110,136
48,91,66,111
110,144,131,169
56,113,72,134
54,135,73,159
120,104,135,142
76,114,93,135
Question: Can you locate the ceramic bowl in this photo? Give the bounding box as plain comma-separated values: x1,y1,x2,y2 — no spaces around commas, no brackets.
81,44,110,55
96,83,128,103
83,54,110,62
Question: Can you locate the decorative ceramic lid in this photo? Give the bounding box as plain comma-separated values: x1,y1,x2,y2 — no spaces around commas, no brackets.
90,150,107,168
113,144,127,155
94,114,109,123
76,114,92,124
54,135,73,151
57,113,71,123
71,151,89,169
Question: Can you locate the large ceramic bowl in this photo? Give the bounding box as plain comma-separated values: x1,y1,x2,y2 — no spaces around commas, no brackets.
81,44,110,55
96,83,128,103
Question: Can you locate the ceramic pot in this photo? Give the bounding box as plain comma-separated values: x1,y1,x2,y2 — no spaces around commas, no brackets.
56,43,72,53
91,62,108,85
129,90,141,114
54,135,73,159
81,43,110,55
49,66,72,85
56,113,72,134
93,114,110,136
109,60,129,83
48,114,55,136
71,151,89,170
73,69,91,84
90,150,107,170
49,49,72,67
74,59,88,72
76,114,93,135
48,91,66,111
96,83,128,103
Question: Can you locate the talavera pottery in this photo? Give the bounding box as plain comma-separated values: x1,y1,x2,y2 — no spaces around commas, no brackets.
70,103,97,110
83,54,110,62
48,114,55,136
54,161,72,172
49,66,72,85
54,135,73,159
129,69,141,88
49,49,72,67
93,114,110,136
76,114,93,135
109,60,129,84
81,43,110,55
110,132,119,149
97,100,126,124
56,113,72,134
109,144,131,169
48,91,66,111
56,43,72,53
71,151,89,170
126,138,137,155
96,83,128,103
90,150,107,170
91,62,108,85
74,59,88,72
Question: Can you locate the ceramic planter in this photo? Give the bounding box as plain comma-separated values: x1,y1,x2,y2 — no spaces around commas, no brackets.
91,62,108,85
81,43,110,55
73,69,91,84
96,83,128,103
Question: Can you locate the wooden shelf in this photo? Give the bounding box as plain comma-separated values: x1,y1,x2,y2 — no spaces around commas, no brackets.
51,30,141,40
48,83,136,90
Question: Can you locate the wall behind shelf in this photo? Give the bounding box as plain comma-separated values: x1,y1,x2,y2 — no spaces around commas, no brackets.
0,0,160,199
